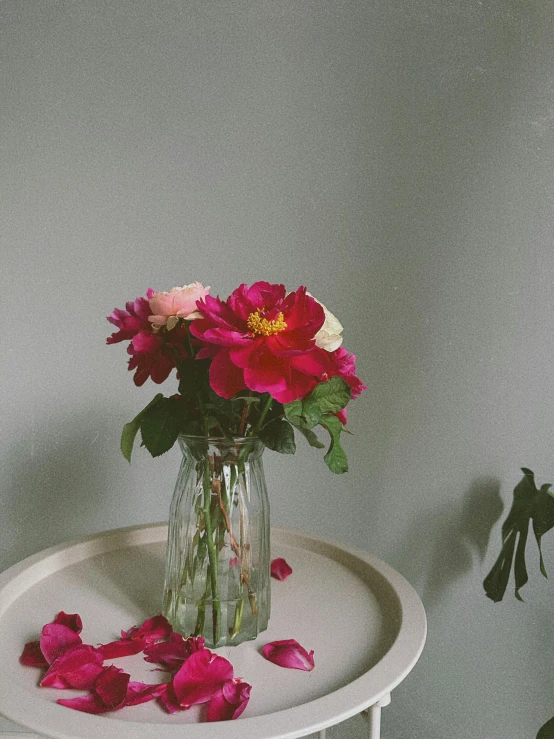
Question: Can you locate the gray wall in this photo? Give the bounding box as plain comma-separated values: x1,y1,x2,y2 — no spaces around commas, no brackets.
2,1,554,737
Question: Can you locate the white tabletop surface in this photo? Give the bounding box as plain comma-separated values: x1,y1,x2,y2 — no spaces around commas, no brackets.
0,524,426,739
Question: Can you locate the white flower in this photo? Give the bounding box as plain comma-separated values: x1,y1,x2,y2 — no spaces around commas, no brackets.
308,293,344,352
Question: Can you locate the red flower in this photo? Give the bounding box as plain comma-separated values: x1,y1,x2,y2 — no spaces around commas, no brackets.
191,282,331,403
107,290,188,386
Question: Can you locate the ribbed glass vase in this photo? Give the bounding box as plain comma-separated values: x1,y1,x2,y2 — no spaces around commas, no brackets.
162,435,270,648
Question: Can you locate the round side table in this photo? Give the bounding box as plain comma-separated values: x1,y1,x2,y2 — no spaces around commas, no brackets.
0,524,426,739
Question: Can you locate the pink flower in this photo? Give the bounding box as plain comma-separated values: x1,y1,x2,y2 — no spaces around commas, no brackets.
144,633,205,671
191,282,330,403
41,645,104,689
107,290,189,386
97,614,173,659
149,283,211,330
261,639,315,671
107,291,154,345
172,649,234,709
271,558,293,581
206,678,251,721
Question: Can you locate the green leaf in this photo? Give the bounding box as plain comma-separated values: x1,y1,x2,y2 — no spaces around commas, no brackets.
537,716,554,739
178,358,211,399
483,468,554,602
259,418,296,454
283,399,303,425
294,424,325,449
302,377,351,427
140,397,182,458
321,414,348,474
120,394,164,462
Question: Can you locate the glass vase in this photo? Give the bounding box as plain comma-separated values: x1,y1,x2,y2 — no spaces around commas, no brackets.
162,435,271,648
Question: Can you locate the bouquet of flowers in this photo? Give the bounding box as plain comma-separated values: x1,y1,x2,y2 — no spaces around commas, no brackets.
107,281,366,472
107,281,366,646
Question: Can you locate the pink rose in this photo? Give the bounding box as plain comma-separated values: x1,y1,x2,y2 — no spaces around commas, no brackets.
148,283,210,330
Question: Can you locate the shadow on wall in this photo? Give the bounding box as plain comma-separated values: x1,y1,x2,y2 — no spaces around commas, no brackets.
394,477,504,607
1,406,118,572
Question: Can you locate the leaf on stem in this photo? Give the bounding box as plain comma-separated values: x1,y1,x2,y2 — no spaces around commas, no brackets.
259,418,296,454
140,397,182,458
120,394,164,462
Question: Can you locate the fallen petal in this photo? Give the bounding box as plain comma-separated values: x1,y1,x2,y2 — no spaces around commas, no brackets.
41,645,104,689
156,682,183,714
39,624,82,665
124,681,166,707
97,637,146,659
123,614,173,642
261,639,315,671
53,612,83,634
20,640,48,668
270,558,293,581
57,694,108,714
144,633,205,671
94,666,130,709
207,678,252,721
173,649,234,708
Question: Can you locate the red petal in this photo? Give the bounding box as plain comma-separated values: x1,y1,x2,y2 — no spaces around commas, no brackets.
261,639,315,671
123,614,173,642
173,649,234,708
209,349,247,399
206,678,252,721
95,666,130,709
271,558,293,581
39,623,82,665
20,640,48,667
53,612,83,634
57,694,109,714
40,645,104,689
124,681,166,707
97,637,146,659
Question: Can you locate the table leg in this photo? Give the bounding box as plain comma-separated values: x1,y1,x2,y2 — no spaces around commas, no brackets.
363,693,391,739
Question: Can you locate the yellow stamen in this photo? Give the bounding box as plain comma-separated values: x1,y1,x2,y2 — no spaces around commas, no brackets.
247,310,287,337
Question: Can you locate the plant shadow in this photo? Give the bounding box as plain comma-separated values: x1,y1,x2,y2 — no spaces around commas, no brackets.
394,476,504,608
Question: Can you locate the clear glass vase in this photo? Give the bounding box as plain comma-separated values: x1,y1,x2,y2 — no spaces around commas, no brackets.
162,435,271,648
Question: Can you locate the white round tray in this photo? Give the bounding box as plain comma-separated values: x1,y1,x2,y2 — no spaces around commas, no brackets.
0,524,426,739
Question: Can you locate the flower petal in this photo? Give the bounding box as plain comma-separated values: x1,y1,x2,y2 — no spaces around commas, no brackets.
97,637,146,659
144,633,205,671
53,612,83,634
270,558,293,581
261,639,315,671
206,678,252,721
123,614,173,642
57,694,108,714
94,666,130,709
20,640,48,668
173,649,234,708
209,349,247,399
39,623,82,665
40,645,104,689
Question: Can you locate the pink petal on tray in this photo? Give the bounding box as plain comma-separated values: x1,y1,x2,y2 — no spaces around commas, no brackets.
20,640,48,668
97,637,146,659
41,645,104,689
261,639,315,671
57,666,131,714
144,633,205,670
53,611,83,634
270,558,293,581
206,678,252,721
124,681,166,707
123,614,173,641
173,649,234,708
39,623,82,665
